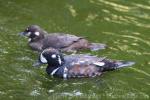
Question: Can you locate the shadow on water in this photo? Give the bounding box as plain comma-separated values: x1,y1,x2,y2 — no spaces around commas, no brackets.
0,0,150,99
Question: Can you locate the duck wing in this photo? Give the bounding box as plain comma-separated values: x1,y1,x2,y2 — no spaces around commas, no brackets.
63,54,135,76
42,33,83,49
52,54,135,78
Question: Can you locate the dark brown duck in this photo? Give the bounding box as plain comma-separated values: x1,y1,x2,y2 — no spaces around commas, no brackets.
20,25,106,52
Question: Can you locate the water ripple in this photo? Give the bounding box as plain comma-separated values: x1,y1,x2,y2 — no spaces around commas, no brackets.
130,67,150,77
97,0,130,12
30,90,40,96
121,35,150,46
61,90,83,96
103,32,150,47
132,3,150,10
66,5,77,17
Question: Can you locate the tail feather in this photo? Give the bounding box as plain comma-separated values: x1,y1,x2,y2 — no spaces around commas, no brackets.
101,60,135,72
115,61,135,69
89,43,107,51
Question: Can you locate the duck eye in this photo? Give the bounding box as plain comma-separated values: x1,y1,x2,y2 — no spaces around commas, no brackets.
51,54,57,59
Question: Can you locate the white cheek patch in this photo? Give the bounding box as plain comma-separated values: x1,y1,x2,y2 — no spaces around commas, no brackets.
28,38,31,42
26,32,31,36
94,62,105,66
40,54,47,63
34,32,40,36
51,54,57,59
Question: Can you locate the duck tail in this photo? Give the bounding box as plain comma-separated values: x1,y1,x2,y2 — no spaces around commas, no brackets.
115,61,135,69
89,43,107,51
101,60,135,72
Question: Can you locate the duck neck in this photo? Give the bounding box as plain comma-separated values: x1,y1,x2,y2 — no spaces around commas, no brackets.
46,65,60,75
29,36,43,43
47,61,64,67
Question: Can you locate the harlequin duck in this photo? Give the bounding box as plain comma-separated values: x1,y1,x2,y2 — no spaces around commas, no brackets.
20,25,106,52
33,48,135,79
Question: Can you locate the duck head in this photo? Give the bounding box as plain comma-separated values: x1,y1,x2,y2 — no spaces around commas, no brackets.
20,25,46,42
33,48,65,67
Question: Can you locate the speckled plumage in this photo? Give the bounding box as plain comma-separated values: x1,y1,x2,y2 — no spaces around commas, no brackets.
34,48,135,79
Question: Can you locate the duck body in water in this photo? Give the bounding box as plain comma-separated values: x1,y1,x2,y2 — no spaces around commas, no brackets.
33,48,135,79
20,25,106,52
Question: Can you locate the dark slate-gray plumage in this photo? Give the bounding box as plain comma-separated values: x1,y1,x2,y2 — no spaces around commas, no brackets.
34,48,135,79
20,25,106,52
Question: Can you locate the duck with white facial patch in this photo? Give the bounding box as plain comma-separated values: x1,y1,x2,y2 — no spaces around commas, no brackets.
33,48,135,79
20,25,107,52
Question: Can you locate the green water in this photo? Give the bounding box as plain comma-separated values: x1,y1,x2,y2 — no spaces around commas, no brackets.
0,0,150,99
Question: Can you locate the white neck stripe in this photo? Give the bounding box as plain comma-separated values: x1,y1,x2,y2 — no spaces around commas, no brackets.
51,67,60,76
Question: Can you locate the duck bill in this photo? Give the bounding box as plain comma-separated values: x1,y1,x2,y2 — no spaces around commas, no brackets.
19,32,26,36
33,60,44,67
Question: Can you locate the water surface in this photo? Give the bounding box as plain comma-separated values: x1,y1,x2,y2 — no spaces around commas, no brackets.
0,0,150,99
